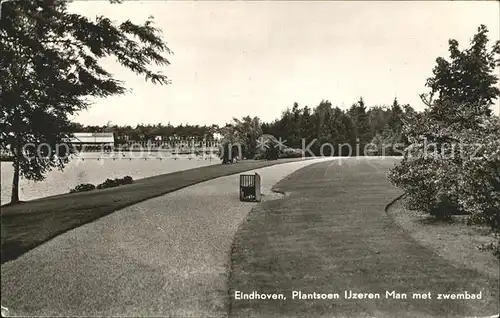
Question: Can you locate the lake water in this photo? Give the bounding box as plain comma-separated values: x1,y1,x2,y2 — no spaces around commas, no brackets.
1,153,220,204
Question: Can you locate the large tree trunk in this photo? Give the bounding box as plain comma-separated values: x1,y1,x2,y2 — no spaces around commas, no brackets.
222,143,230,164
10,140,21,204
10,158,20,204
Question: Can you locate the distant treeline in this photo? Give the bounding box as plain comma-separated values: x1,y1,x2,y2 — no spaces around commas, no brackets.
261,98,412,156
68,122,220,144
71,97,411,156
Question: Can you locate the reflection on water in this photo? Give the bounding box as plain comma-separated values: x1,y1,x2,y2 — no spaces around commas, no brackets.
1,153,220,204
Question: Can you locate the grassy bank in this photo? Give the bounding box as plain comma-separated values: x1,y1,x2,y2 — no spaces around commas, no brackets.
386,199,499,280
0,158,303,264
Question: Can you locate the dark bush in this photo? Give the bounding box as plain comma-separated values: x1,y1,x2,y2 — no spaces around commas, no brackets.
265,145,279,160
96,179,116,189
428,193,470,220
429,194,455,221
96,176,134,189
122,176,133,184
69,183,96,193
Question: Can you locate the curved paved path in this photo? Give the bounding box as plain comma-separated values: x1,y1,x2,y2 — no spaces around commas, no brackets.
1,158,331,317
229,158,499,318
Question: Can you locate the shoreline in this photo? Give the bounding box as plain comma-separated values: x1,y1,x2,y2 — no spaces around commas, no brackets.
1,156,220,205
1,158,307,264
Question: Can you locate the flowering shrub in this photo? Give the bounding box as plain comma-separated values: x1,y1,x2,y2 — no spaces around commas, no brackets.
389,24,500,257
388,109,500,257
280,148,303,158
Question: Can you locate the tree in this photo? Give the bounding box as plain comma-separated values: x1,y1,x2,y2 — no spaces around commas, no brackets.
369,99,413,156
1,0,172,204
348,97,371,154
218,123,243,163
300,105,316,149
420,24,500,119
388,25,500,257
387,98,404,132
367,105,390,136
277,106,295,145
223,116,262,159
289,102,302,148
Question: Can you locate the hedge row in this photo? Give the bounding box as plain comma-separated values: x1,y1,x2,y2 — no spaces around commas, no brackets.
69,176,134,194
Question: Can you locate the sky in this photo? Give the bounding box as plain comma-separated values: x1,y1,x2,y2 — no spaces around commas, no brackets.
69,1,500,127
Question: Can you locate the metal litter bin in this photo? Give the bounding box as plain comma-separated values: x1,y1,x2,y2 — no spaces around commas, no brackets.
240,173,261,202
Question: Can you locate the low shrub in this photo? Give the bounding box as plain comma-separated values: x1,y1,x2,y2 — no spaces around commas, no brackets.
279,148,303,159
253,145,279,160
96,176,134,189
253,152,265,160
69,183,96,193
122,176,133,184
70,176,134,193
96,179,117,189
254,147,302,160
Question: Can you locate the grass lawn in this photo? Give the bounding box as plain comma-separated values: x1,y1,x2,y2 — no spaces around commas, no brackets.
0,158,304,264
387,199,499,280
228,158,499,318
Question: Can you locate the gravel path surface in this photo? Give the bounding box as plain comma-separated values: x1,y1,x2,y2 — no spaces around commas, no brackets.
1,158,331,317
